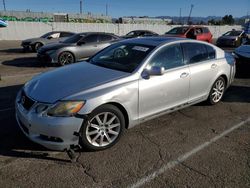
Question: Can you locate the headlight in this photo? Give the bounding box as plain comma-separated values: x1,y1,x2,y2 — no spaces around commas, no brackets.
47,101,85,117
35,104,49,114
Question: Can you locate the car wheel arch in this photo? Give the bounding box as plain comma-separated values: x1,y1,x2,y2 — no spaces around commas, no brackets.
87,102,129,129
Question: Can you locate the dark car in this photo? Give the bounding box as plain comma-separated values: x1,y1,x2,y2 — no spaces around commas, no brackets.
164,26,213,43
37,32,121,66
216,30,248,47
233,40,250,63
21,31,75,52
122,30,159,39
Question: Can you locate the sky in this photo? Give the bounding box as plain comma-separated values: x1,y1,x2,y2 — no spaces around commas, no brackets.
1,0,250,18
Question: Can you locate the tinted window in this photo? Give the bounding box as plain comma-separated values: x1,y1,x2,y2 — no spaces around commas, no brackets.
90,43,155,73
166,27,189,35
60,32,73,38
149,44,184,70
206,45,216,59
99,34,113,42
202,27,210,33
82,34,98,43
63,34,83,43
182,43,208,64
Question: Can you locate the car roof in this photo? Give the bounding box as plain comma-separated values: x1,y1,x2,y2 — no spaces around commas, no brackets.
77,32,116,36
120,37,189,46
50,31,75,34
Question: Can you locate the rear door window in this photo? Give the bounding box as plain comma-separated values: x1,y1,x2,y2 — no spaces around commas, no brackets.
81,34,98,44
182,43,209,64
98,34,113,42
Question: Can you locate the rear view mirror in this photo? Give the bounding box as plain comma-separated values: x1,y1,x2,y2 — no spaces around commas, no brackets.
141,66,165,79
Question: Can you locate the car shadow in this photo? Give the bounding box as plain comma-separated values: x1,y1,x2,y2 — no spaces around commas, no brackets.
235,62,250,79
223,85,250,103
0,48,32,54
1,57,53,68
0,85,71,163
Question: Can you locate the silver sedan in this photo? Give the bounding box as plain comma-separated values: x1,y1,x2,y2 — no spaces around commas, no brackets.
15,37,236,151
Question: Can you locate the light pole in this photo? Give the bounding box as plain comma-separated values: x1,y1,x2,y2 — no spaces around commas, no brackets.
3,0,6,11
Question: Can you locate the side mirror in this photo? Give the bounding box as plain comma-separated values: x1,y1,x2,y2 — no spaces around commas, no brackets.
141,66,165,79
47,36,53,40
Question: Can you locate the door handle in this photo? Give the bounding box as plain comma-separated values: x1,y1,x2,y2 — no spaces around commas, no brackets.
211,64,217,69
180,72,189,78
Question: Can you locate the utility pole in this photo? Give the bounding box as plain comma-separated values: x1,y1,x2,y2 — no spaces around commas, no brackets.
80,0,83,14
3,0,6,11
106,3,108,16
179,8,182,25
187,4,194,25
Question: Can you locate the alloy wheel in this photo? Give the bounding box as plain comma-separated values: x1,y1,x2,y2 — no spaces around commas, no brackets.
86,112,121,147
211,79,225,103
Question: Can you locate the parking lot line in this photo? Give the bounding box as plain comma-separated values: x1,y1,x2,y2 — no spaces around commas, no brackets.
129,117,250,188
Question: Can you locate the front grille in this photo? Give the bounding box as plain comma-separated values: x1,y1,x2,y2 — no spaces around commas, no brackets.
20,91,35,111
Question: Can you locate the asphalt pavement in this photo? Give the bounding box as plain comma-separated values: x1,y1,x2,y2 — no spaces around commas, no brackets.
0,41,249,188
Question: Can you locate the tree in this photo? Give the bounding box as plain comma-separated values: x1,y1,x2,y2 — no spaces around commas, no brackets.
222,15,234,25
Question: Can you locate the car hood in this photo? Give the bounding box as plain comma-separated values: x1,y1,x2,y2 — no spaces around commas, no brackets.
39,42,73,52
24,62,129,103
235,45,250,58
22,38,41,43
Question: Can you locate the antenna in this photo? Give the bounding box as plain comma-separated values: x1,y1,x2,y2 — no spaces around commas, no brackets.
187,4,194,25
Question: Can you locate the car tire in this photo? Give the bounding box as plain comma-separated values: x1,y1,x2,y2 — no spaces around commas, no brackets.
80,104,125,151
58,52,75,66
207,76,225,105
33,42,43,52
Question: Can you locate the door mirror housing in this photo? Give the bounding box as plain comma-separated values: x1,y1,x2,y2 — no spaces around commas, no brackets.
47,36,53,40
141,66,165,79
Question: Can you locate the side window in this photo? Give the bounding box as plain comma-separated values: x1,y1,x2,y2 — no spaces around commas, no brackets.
81,34,98,43
149,44,184,70
195,28,202,35
202,27,210,33
206,45,216,59
99,34,113,42
182,43,208,64
60,32,73,38
48,32,60,39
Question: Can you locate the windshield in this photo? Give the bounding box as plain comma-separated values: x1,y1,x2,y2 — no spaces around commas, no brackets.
223,30,242,36
63,34,83,43
89,43,155,73
165,27,189,35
